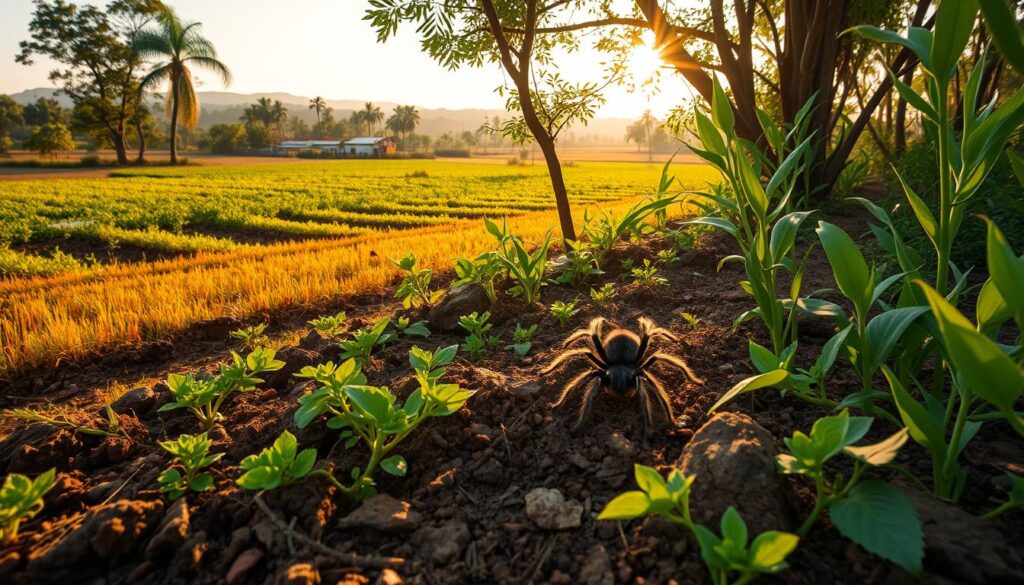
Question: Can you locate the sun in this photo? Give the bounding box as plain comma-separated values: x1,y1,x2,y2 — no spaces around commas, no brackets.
627,30,665,83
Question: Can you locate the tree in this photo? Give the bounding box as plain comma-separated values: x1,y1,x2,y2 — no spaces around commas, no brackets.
269,100,288,142
309,96,326,126
360,102,384,135
134,6,231,164
26,122,75,156
288,117,311,140
207,123,246,153
386,104,420,148
22,97,66,127
18,0,164,164
0,96,24,153
638,110,656,162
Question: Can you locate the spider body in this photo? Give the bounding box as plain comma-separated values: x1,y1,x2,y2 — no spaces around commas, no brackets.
541,317,701,432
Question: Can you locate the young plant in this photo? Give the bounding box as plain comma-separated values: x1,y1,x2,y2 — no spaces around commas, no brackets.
776,410,922,574
630,259,667,287
505,323,537,356
549,300,580,328
452,252,502,303
309,311,348,340
291,346,474,498
655,248,679,265
599,465,799,585
339,317,392,365
678,312,701,328
157,433,223,500
581,196,677,262
0,469,56,545
237,430,317,491
459,311,500,360
485,218,551,305
391,252,443,309
159,348,285,431
5,402,127,438
687,78,817,354
550,240,603,288
981,473,1024,520
394,316,430,338
589,282,617,305
230,323,269,350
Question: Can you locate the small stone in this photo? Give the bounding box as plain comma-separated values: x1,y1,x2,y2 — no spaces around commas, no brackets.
226,548,264,585
525,488,582,530
606,432,635,458
567,452,591,469
110,386,159,416
428,284,491,331
336,494,422,533
145,497,189,560
275,562,320,585
418,520,471,565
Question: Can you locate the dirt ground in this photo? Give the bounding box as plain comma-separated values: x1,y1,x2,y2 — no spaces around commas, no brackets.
0,207,1021,585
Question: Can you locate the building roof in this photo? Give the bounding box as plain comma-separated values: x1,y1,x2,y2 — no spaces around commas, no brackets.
278,140,340,148
343,137,390,146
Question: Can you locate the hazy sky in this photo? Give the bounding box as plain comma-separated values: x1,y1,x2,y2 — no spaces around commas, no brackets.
0,0,694,118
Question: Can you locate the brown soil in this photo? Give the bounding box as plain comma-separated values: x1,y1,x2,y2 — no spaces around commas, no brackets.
1,208,1021,585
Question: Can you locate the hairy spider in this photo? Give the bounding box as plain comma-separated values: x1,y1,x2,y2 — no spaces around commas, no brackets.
541,317,702,432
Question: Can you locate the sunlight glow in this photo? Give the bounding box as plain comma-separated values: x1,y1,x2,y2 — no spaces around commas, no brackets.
627,31,666,84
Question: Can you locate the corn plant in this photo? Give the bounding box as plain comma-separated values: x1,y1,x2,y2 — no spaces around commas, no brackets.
549,300,579,328
0,468,56,545
289,346,474,499
630,259,667,287
237,430,317,491
486,218,551,305
589,283,617,305
157,433,223,500
159,348,285,431
582,196,677,262
687,77,816,354
776,410,922,574
647,156,679,232
338,317,392,365
549,240,603,288
393,316,430,338
852,1,1024,298
452,252,503,303
391,252,443,309
309,311,347,340
599,465,799,585
459,311,500,360
505,323,537,356
230,323,268,350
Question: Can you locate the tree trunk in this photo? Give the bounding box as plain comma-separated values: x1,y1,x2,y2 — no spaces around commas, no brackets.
169,74,180,165
135,119,146,164
111,129,129,164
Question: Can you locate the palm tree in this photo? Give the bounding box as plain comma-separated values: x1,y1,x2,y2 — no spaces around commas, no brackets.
269,100,288,142
309,96,326,126
134,8,231,164
361,102,383,135
386,105,420,149
638,110,657,162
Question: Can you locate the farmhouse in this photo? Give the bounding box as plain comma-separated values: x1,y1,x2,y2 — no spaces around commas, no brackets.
343,136,397,157
276,140,342,155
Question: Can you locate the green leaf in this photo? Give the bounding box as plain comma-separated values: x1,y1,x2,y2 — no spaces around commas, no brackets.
864,306,930,371
816,222,871,312
597,491,651,520
711,77,735,135
189,473,215,492
769,211,814,263
719,507,748,548
930,0,979,85
686,216,737,237
748,531,799,573
883,367,947,455
848,25,931,67
381,455,408,477
893,168,937,245
708,370,789,413
984,218,1024,325
829,480,924,575
979,0,1024,74
346,385,392,421
634,464,670,502
291,448,317,479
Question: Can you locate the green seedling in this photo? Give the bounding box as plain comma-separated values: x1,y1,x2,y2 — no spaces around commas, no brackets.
581,196,676,262
459,311,500,360
631,259,667,287
981,473,1024,520
655,248,678,265
392,252,443,309
237,430,317,491
5,403,127,438
157,433,223,499
549,300,580,328
620,258,634,271
159,348,285,431
485,218,551,305
309,311,348,340
506,323,537,356
452,252,502,303
291,346,474,498
339,317,392,365
230,323,268,350
0,468,56,545
776,409,922,574
394,316,430,338
550,240,603,288
589,283,617,305
679,312,700,327
599,464,798,585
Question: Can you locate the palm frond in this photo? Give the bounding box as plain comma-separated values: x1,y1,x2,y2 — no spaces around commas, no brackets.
176,67,200,129
185,55,232,87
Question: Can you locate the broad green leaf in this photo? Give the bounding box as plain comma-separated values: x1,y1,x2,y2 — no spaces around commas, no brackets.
381,455,408,477
829,480,923,575
816,222,871,312
634,464,670,502
864,306,930,370
976,278,1012,336
189,473,214,492
346,385,392,421
931,0,979,85
892,168,937,244
888,71,937,121
748,341,780,373
708,369,789,413
769,211,814,263
816,325,852,373
292,448,317,479
686,216,738,237
979,0,1024,73
848,25,931,67
984,218,1024,325
597,491,651,519
711,77,735,134
749,531,799,573
719,507,748,548
883,367,947,455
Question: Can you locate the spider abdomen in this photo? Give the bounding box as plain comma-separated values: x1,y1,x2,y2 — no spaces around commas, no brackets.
602,330,640,364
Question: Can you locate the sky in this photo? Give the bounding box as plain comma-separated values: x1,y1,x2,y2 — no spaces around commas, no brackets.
0,0,695,118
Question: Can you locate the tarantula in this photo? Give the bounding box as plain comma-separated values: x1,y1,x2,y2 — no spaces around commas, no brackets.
541,317,702,432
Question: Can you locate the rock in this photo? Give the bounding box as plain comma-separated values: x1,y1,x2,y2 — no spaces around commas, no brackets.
525,488,582,530
427,284,490,332
227,548,264,585
606,432,635,458
902,488,1024,583
377,568,404,585
677,412,795,533
336,494,422,533
417,520,471,565
145,497,189,560
110,386,160,417
579,545,614,585
275,562,320,585
29,499,164,570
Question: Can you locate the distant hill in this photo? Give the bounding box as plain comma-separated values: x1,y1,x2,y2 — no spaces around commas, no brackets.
8,88,632,144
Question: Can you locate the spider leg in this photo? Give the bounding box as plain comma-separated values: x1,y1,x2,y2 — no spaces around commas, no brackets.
636,377,653,435
540,348,603,374
552,370,600,408
642,373,677,426
643,352,704,384
638,317,679,343
573,377,604,430
561,318,609,366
